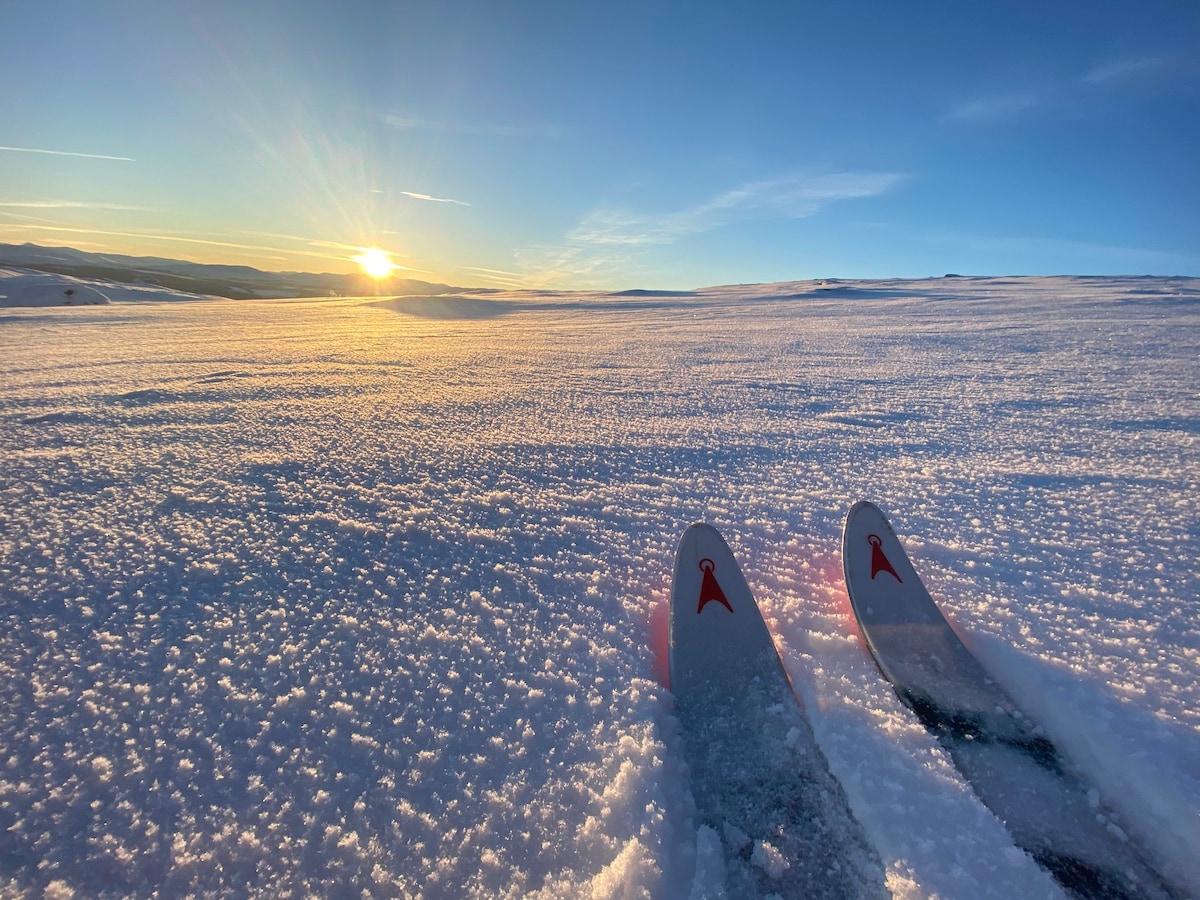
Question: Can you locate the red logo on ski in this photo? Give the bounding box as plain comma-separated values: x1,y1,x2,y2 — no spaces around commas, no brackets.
868,534,902,582
696,558,733,614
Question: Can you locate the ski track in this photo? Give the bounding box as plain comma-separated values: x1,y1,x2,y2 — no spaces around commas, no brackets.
0,276,1197,898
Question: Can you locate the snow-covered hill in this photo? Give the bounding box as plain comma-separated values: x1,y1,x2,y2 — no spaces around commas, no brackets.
0,268,213,306
0,275,1197,898
0,243,454,301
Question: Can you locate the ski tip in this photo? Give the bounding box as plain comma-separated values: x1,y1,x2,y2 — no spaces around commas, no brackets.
842,502,893,583
846,499,884,520
844,500,888,533
677,521,726,546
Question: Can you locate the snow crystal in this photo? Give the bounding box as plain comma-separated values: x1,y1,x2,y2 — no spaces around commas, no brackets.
750,840,790,879
0,275,1197,898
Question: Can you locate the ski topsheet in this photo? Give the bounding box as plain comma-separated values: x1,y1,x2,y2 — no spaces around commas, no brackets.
669,523,885,900
842,501,1176,900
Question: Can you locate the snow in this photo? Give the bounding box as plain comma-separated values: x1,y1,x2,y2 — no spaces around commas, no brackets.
0,270,112,307
0,268,215,307
0,274,1197,898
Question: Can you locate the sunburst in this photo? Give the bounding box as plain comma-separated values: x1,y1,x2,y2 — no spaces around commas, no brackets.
353,248,394,279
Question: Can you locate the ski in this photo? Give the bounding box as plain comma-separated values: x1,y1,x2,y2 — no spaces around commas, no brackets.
842,500,1176,900
669,522,885,899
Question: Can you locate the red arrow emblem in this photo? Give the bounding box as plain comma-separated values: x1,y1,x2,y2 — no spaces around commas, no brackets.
868,534,902,582
696,558,733,614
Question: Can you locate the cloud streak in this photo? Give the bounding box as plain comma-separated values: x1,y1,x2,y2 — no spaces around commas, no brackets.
948,56,1171,125
0,145,134,162
570,171,905,247
944,94,1040,124
0,200,150,211
457,265,534,289
399,191,470,207
1083,57,1163,86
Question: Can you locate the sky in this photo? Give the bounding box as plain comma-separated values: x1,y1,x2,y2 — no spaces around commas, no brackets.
1,0,1198,289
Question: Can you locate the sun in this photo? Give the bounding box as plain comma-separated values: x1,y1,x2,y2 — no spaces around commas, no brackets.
353,248,395,279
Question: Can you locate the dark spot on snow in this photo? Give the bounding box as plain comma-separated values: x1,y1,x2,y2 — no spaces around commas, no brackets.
897,687,1063,773
107,388,181,406
21,409,95,426
1031,849,1150,900
194,370,251,385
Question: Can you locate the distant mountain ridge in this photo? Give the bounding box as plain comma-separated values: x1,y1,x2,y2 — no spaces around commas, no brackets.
0,242,454,300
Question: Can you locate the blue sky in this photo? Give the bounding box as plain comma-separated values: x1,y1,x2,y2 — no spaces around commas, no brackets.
1,1,1197,288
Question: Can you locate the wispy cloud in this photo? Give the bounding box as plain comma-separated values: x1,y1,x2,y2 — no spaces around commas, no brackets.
570,171,905,247
513,244,622,289
0,145,134,162
944,94,1040,124
511,170,905,288
1083,57,1163,86
458,265,533,289
0,200,150,211
399,191,470,207
948,55,1172,125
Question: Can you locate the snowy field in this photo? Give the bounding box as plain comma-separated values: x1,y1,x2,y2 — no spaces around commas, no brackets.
1,272,1197,898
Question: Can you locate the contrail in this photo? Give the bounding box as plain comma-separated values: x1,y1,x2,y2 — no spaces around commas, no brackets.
0,145,135,162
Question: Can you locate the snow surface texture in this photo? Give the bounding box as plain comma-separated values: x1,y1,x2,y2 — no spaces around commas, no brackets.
0,275,1197,899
